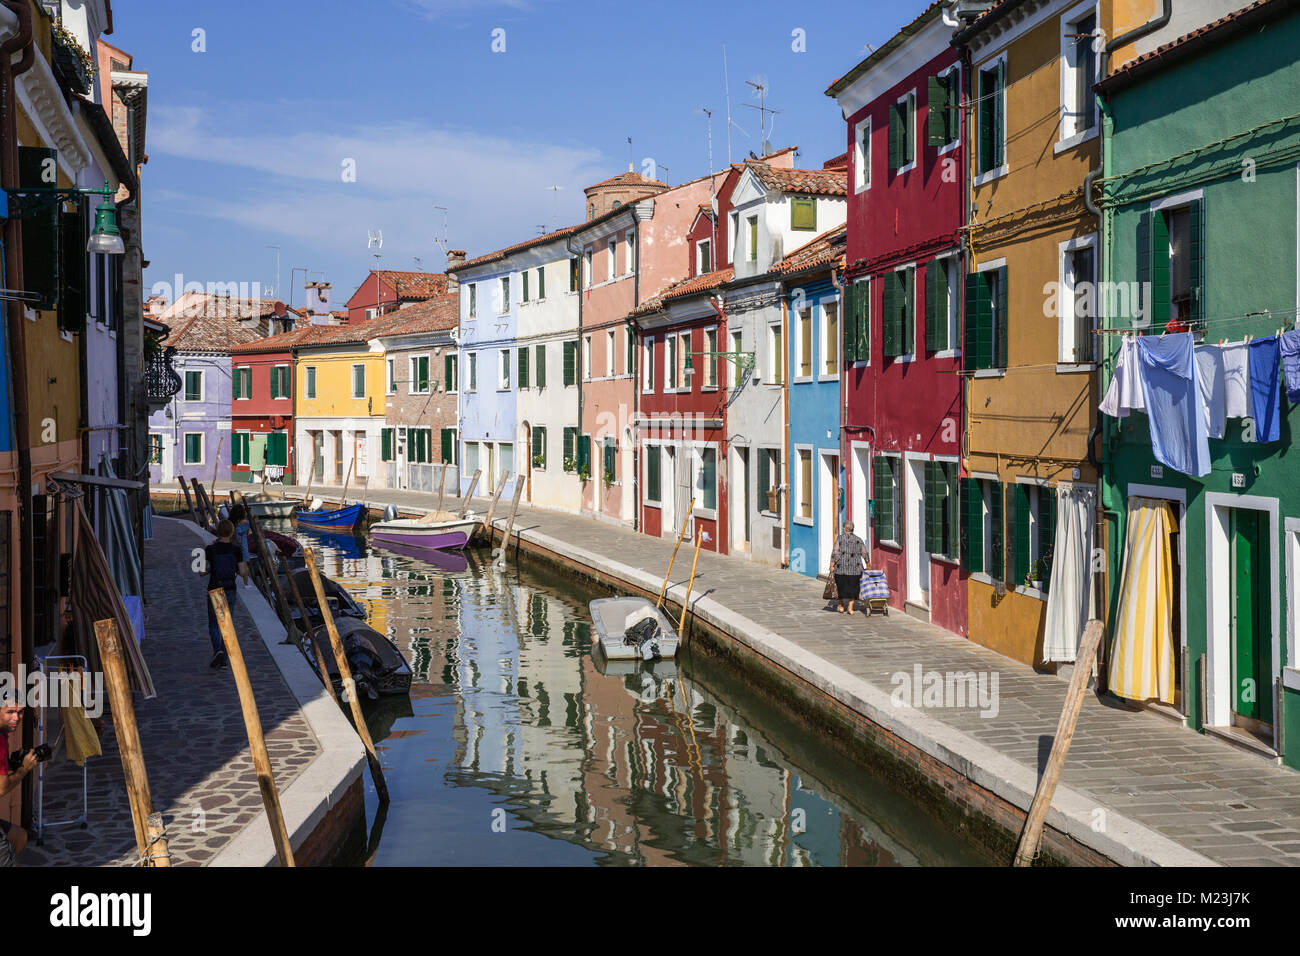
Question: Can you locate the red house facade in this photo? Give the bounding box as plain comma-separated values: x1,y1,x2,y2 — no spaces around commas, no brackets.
229,324,324,483
344,269,448,325
827,4,967,635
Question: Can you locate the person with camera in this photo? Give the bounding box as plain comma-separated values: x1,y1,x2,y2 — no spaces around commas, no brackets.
0,695,38,864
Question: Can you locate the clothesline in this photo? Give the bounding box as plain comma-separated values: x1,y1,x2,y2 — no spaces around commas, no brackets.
1093,308,1300,337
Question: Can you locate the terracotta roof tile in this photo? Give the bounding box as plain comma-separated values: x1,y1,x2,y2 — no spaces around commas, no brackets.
587,170,667,190
744,160,848,197
159,296,296,352
454,223,586,271
773,223,848,275
375,293,458,337
372,270,448,299
632,267,734,315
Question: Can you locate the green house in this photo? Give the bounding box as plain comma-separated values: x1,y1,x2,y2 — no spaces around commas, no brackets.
1096,0,1300,766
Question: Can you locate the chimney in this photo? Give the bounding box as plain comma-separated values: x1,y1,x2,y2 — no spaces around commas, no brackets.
446,249,466,293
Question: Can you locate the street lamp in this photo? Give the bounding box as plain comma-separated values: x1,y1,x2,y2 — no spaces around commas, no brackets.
86,191,125,255
8,180,126,255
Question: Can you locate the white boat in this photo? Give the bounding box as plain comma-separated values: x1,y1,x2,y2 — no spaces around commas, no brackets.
368,516,479,552
245,494,299,518
589,596,679,661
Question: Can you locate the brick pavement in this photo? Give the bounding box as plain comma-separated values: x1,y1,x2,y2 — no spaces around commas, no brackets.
24,519,320,866
179,479,1300,866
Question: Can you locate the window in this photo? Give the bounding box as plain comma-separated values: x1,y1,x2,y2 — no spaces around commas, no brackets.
729,212,738,264
184,370,203,403
667,335,678,390
351,364,366,398
410,355,430,393
584,247,593,287
535,344,546,388
464,440,479,476
468,352,478,391
583,334,592,380
522,269,530,303
643,339,655,392
441,428,458,464
796,448,813,521
791,196,817,231
184,432,203,465
677,331,690,388
961,477,1005,580
569,258,579,292
531,426,547,469
883,267,916,360
747,216,759,261
606,329,616,377
563,426,578,472
977,59,1006,176
381,427,395,462
1138,198,1204,333
872,455,900,545
889,91,915,171
468,283,477,318
822,300,839,376
697,239,712,276
626,325,635,377
693,447,717,511
306,366,317,399
499,349,510,390
147,433,163,465
608,238,618,281
758,448,782,514
266,432,288,467
233,366,251,400
444,353,459,393
1059,241,1097,363
768,323,784,384
517,346,530,389
964,265,1008,371
603,437,617,484
923,461,960,562
645,444,661,502
499,276,511,313
563,340,577,386
853,117,871,191
844,278,871,364
924,257,958,355
1061,9,1098,143
387,358,397,394
409,428,432,464
232,431,249,467
1009,482,1057,591
537,266,545,300
797,308,813,378
927,68,959,149
730,330,743,387
703,327,718,388
270,365,290,399
626,232,635,275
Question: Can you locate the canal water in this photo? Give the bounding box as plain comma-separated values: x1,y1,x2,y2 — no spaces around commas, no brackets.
292,526,993,866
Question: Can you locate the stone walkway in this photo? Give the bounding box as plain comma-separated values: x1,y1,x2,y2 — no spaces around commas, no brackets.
24,519,320,866
178,480,1300,866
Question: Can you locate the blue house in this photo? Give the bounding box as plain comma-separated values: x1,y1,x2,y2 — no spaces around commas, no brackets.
784,238,846,578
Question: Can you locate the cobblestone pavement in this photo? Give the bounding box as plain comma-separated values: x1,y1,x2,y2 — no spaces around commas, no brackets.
179,480,1300,865
24,519,320,867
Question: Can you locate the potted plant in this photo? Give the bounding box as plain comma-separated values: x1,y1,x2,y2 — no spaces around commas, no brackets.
603,467,614,487
50,21,94,94
532,454,545,469
563,455,577,473
577,463,590,483
1027,557,1049,590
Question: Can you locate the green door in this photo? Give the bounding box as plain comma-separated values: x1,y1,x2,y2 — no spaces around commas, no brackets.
1231,509,1272,724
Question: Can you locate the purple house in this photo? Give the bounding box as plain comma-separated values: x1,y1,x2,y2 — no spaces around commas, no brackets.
148,294,293,486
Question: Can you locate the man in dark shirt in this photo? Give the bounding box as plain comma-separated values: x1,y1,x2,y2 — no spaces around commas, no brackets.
0,696,37,864
205,520,251,669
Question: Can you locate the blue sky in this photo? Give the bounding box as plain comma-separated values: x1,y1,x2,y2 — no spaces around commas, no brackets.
132,0,923,308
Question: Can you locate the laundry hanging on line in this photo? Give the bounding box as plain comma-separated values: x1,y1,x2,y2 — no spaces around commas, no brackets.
1279,328,1300,404
1136,333,1211,478
1249,336,1282,444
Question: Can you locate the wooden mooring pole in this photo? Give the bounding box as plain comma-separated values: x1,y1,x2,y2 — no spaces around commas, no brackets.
302,549,389,802
493,479,526,570
435,462,448,515
458,468,481,519
208,589,295,867
676,529,704,639
1013,619,1105,867
280,554,340,706
482,472,508,543
179,477,198,525
94,619,171,866
656,500,695,610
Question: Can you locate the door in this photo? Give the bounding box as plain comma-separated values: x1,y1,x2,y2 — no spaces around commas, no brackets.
818,453,839,573
312,432,324,480
162,437,174,481
354,433,368,478
662,447,676,538
332,430,343,481
1231,509,1272,726
905,459,931,606
733,446,750,553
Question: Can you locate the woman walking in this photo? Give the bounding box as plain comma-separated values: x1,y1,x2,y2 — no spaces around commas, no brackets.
829,522,868,615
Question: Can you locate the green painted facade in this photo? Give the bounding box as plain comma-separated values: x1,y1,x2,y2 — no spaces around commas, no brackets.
1098,7,1300,766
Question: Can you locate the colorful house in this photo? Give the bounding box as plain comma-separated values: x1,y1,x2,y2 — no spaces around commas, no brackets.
228,317,314,485
374,293,459,493
827,2,966,631
344,269,447,325
1095,0,1300,762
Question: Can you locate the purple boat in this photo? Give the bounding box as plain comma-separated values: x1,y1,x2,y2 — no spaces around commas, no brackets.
368,516,478,553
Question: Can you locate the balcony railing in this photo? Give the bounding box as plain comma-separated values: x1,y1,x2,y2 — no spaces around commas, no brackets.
145,346,182,405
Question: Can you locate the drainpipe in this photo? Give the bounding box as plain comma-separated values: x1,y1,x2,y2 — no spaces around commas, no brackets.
781,292,790,568
2,0,36,710
831,265,846,531
1099,0,1171,82
631,219,642,531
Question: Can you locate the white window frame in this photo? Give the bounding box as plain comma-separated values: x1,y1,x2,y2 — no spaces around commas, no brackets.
184,368,204,404
932,252,961,359
697,238,712,276
794,307,814,382
467,351,478,392
583,334,593,381
1286,518,1300,687
351,363,366,399
386,357,397,395
642,338,655,393
894,88,918,176
626,231,636,275
498,348,511,391
729,329,744,388
793,444,814,526
894,263,918,364
935,64,962,156
1057,233,1098,367
819,296,841,382
666,334,677,391
759,446,783,516
728,212,738,264
875,451,903,549
608,238,618,281
853,115,871,193
409,353,431,394
305,366,317,400
271,364,291,400
584,246,593,288
467,283,477,318
606,329,616,378
233,365,250,402
974,52,1009,187
183,431,205,466
767,320,784,387
1056,0,1100,153
677,330,691,391
702,325,719,390
446,354,459,394
499,275,511,315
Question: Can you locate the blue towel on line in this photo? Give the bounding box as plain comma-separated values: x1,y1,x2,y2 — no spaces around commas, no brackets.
1249,336,1281,443
1136,333,1211,477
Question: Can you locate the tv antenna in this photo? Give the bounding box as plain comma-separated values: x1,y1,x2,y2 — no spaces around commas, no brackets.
367,229,383,249
743,80,781,154
413,256,423,271
265,244,280,298
547,185,562,231
432,206,449,256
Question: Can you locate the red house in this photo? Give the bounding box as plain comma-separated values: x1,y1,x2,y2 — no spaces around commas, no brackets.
826,3,967,635
344,269,448,325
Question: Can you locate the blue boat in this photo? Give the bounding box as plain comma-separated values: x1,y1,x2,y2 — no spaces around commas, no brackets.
295,502,366,532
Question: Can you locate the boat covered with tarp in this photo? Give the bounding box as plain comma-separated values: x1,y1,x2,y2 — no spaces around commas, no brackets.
589,597,679,661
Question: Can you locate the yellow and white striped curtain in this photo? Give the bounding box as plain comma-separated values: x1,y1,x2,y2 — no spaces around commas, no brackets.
1108,497,1177,704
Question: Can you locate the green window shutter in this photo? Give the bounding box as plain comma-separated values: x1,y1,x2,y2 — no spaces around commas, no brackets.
603,437,615,477
538,267,545,300
417,357,429,392
989,481,1004,581
435,429,448,464
648,446,661,500
563,427,576,469
961,477,982,573
945,463,959,560
872,456,894,541
563,341,576,385
904,95,915,166
577,435,591,472
231,433,243,466
269,433,287,466
1144,211,1170,332
926,259,948,353
978,70,993,173
888,102,902,170
927,75,947,147
1038,486,1057,590
791,196,816,231
842,284,857,363
903,267,915,355
882,273,899,358
536,344,546,388
444,354,453,390
518,347,529,388
1187,198,1204,324
859,279,871,364
381,428,392,462
531,427,542,463
19,147,59,310
993,267,1008,369
522,270,529,302
993,62,1005,168
924,462,944,554
1012,483,1031,585
758,449,769,503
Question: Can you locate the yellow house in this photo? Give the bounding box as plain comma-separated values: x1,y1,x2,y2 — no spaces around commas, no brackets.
294,322,392,489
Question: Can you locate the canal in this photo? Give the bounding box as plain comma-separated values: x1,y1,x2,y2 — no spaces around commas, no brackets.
292,526,994,866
